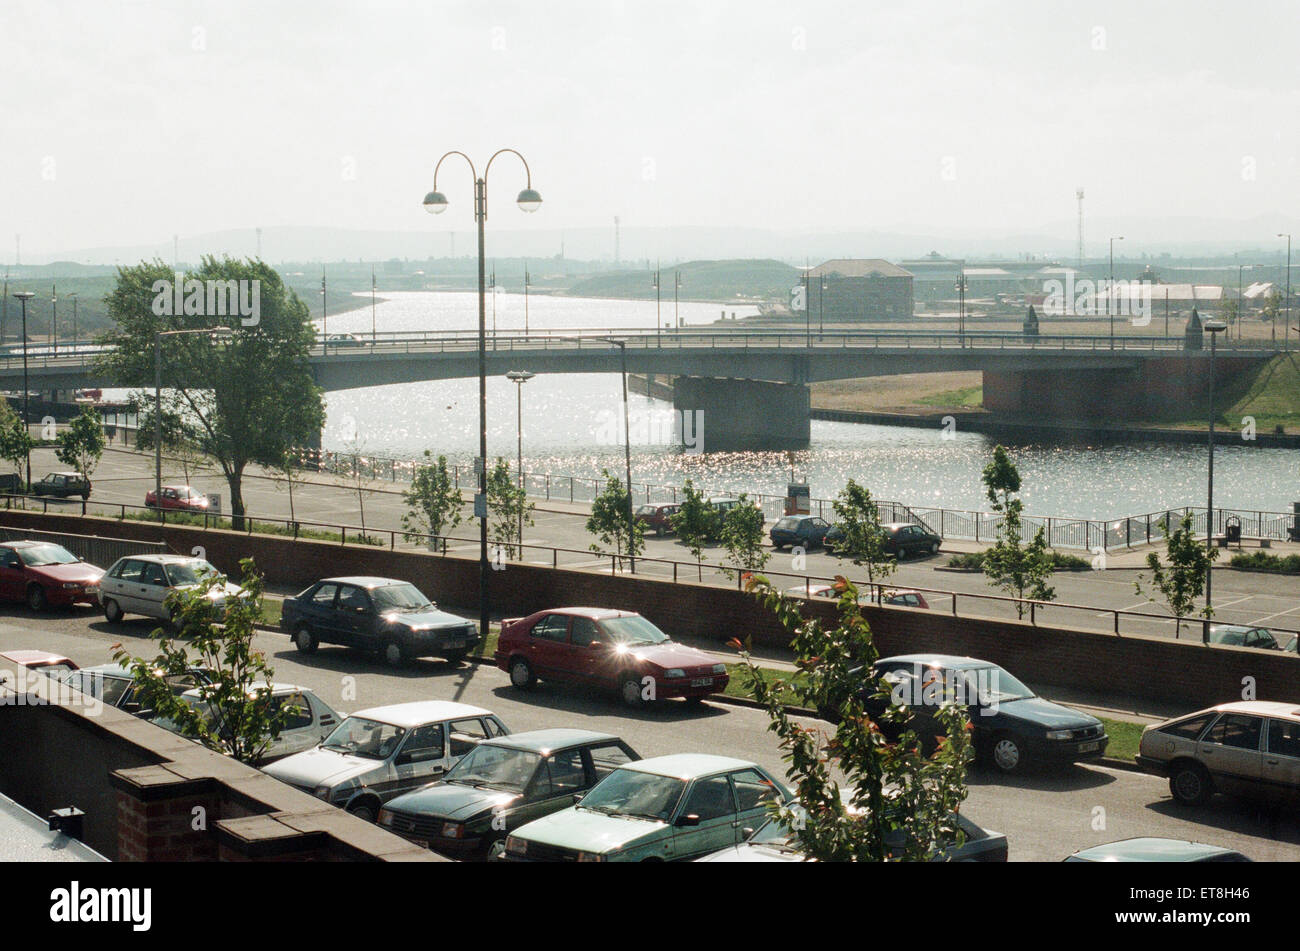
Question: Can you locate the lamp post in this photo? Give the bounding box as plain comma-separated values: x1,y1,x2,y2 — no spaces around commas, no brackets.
12,291,34,488
1278,233,1292,351
424,149,542,642
674,271,681,327
1202,318,1228,642
489,265,497,339
607,338,635,573
803,266,811,348
818,275,826,337
505,370,534,547
956,264,967,345
523,265,531,336
50,284,57,357
154,327,232,513
67,293,77,351
370,266,377,344
1109,235,1124,349
652,264,661,345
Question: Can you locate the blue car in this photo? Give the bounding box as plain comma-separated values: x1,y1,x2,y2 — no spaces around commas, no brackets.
769,515,832,550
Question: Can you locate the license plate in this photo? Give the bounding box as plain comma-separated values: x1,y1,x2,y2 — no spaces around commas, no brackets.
690,678,713,688
1078,741,1100,753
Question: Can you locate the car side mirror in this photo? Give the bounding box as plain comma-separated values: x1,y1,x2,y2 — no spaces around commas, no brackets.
675,813,701,828
121,701,141,714
572,792,585,804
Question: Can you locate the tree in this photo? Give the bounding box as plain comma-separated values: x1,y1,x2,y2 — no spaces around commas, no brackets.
586,469,644,569
1135,512,1218,639
669,479,713,579
720,493,768,575
0,400,33,489
1262,288,1282,334
980,445,1055,617
97,256,325,530
732,575,972,861
403,452,462,546
829,479,897,586
1221,297,1240,327
54,405,107,485
110,559,296,765
485,457,533,559
130,398,211,486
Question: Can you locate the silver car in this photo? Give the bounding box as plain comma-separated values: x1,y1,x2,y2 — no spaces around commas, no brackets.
261,701,509,822
99,554,243,623
157,683,342,763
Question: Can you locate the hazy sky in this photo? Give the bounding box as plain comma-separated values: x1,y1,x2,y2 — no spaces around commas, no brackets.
3,0,1298,258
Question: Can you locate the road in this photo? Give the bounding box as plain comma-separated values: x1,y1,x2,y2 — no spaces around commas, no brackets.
4,604,1300,862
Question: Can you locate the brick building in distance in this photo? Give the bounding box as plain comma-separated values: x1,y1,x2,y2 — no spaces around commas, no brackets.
805,258,914,321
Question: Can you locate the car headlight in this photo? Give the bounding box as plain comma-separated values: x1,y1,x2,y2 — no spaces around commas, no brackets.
577,851,605,863
664,668,686,679
442,821,463,839
712,664,726,675
378,809,393,827
1045,730,1073,740
505,835,526,855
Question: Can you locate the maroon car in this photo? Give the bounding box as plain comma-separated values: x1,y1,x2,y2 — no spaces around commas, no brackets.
144,485,210,511
0,541,104,610
634,503,680,536
494,607,728,707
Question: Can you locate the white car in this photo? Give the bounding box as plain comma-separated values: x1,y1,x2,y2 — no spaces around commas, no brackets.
154,683,341,763
99,554,243,623
262,701,509,822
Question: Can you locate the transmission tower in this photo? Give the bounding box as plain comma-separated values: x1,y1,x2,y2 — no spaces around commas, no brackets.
1076,188,1085,269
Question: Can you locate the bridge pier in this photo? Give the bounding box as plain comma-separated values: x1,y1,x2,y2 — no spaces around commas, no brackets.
672,376,810,452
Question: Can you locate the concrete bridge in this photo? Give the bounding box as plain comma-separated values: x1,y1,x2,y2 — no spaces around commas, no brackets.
0,329,1279,450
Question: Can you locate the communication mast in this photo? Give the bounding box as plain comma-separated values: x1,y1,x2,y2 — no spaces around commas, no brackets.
1076,188,1085,269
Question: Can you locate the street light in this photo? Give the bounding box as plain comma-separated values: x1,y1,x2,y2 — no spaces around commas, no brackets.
674,271,681,327
154,327,232,516
818,275,826,337
1109,236,1125,349
652,264,661,345
424,149,541,642
66,292,78,351
505,370,534,548
606,338,635,574
12,291,34,488
1202,318,1228,642
1278,233,1292,351
523,265,531,337
50,284,57,357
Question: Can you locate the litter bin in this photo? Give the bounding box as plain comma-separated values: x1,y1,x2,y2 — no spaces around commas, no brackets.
1224,516,1242,546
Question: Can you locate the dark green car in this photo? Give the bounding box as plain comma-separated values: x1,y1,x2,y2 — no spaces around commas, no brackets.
31,471,91,499
378,728,641,860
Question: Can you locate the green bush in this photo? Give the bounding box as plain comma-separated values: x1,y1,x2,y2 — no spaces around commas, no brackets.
1230,551,1300,574
120,509,384,546
947,550,1090,571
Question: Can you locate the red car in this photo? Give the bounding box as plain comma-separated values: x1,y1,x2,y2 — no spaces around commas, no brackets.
634,503,680,536
145,485,210,511
494,607,729,708
0,541,105,610
4,650,79,675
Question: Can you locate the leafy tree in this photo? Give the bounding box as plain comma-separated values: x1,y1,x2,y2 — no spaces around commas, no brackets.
54,404,107,485
1221,297,1239,327
829,479,897,586
669,479,713,578
110,559,296,766
130,398,210,485
586,469,644,569
732,575,972,861
1135,512,1219,639
980,445,1054,617
97,256,325,530
0,400,33,489
403,451,463,546
485,457,533,559
1261,288,1282,335
720,493,768,575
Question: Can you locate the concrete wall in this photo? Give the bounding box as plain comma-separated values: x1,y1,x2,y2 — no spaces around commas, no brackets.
672,376,810,450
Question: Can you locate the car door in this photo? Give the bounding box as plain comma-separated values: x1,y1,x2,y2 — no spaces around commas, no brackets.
104,559,145,613
136,562,171,619
1245,628,1279,650
447,717,494,766
335,584,378,647
568,616,605,685
302,582,340,644
513,746,590,832
525,614,573,679
1263,719,1300,802
267,692,330,759
729,768,784,843
1197,713,1264,795
384,722,448,799
0,546,25,601
669,774,740,860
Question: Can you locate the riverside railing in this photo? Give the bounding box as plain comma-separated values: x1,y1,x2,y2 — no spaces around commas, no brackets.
2,492,1296,645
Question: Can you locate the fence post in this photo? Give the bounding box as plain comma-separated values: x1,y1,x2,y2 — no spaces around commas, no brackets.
951,593,957,616
1114,611,1120,635
1030,601,1035,626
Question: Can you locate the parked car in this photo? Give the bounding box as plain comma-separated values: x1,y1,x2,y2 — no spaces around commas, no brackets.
144,484,210,511
2,649,78,676
769,515,831,550
1206,624,1281,651
155,683,341,763
784,583,929,609
61,663,214,715
324,333,363,346
495,607,729,707
31,471,91,500
826,521,942,559
826,654,1108,774
501,754,792,862
262,701,508,822
99,554,242,624
1064,838,1251,862
0,540,104,610
281,576,479,667
634,503,680,536
696,797,1008,862
1136,700,1300,806
379,728,641,860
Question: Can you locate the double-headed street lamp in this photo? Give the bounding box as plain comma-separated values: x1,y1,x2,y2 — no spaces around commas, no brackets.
154,327,232,511
12,291,34,487
505,369,535,548
1109,235,1125,348
1202,318,1228,642
1278,233,1292,351
424,149,542,642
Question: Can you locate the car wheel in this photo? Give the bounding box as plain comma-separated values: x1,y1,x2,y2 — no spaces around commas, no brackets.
103,598,124,622
26,585,48,612
990,733,1025,774
509,657,535,690
347,802,377,823
621,674,646,708
655,526,665,537
81,492,90,501
1170,762,1214,806
443,648,467,666
382,641,405,667
483,838,507,861
930,541,940,555
294,624,319,654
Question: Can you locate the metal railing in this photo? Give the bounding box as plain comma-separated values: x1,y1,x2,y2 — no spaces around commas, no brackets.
0,525,169,564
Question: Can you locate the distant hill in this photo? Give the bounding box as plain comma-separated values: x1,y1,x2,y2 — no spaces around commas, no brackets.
566,259,800,303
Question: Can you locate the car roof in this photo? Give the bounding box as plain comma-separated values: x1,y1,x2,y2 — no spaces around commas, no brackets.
182,682,310,700
2,540,58,549
348,700,492,728
316,576,413,588
112,554,208,565
5,650,74,666
622,753,758,779
43,471,80,477
1205,700,1300,719
877,653,993,670
483,728,619,754
1070,838,1243,861
540,607,638,620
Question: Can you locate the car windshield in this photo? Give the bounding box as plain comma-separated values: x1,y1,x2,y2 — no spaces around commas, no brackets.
445,743,541,792
577,769,685,822
965,666,1034,704
775,518,797,530
372,583,433,612
320,717,407,759
749,815,803,851
635,505,656,516
17,543,79,567
599,615,670,646
164,560,219,586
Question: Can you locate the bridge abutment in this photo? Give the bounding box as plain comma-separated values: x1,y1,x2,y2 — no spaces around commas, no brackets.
672,376,810,452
